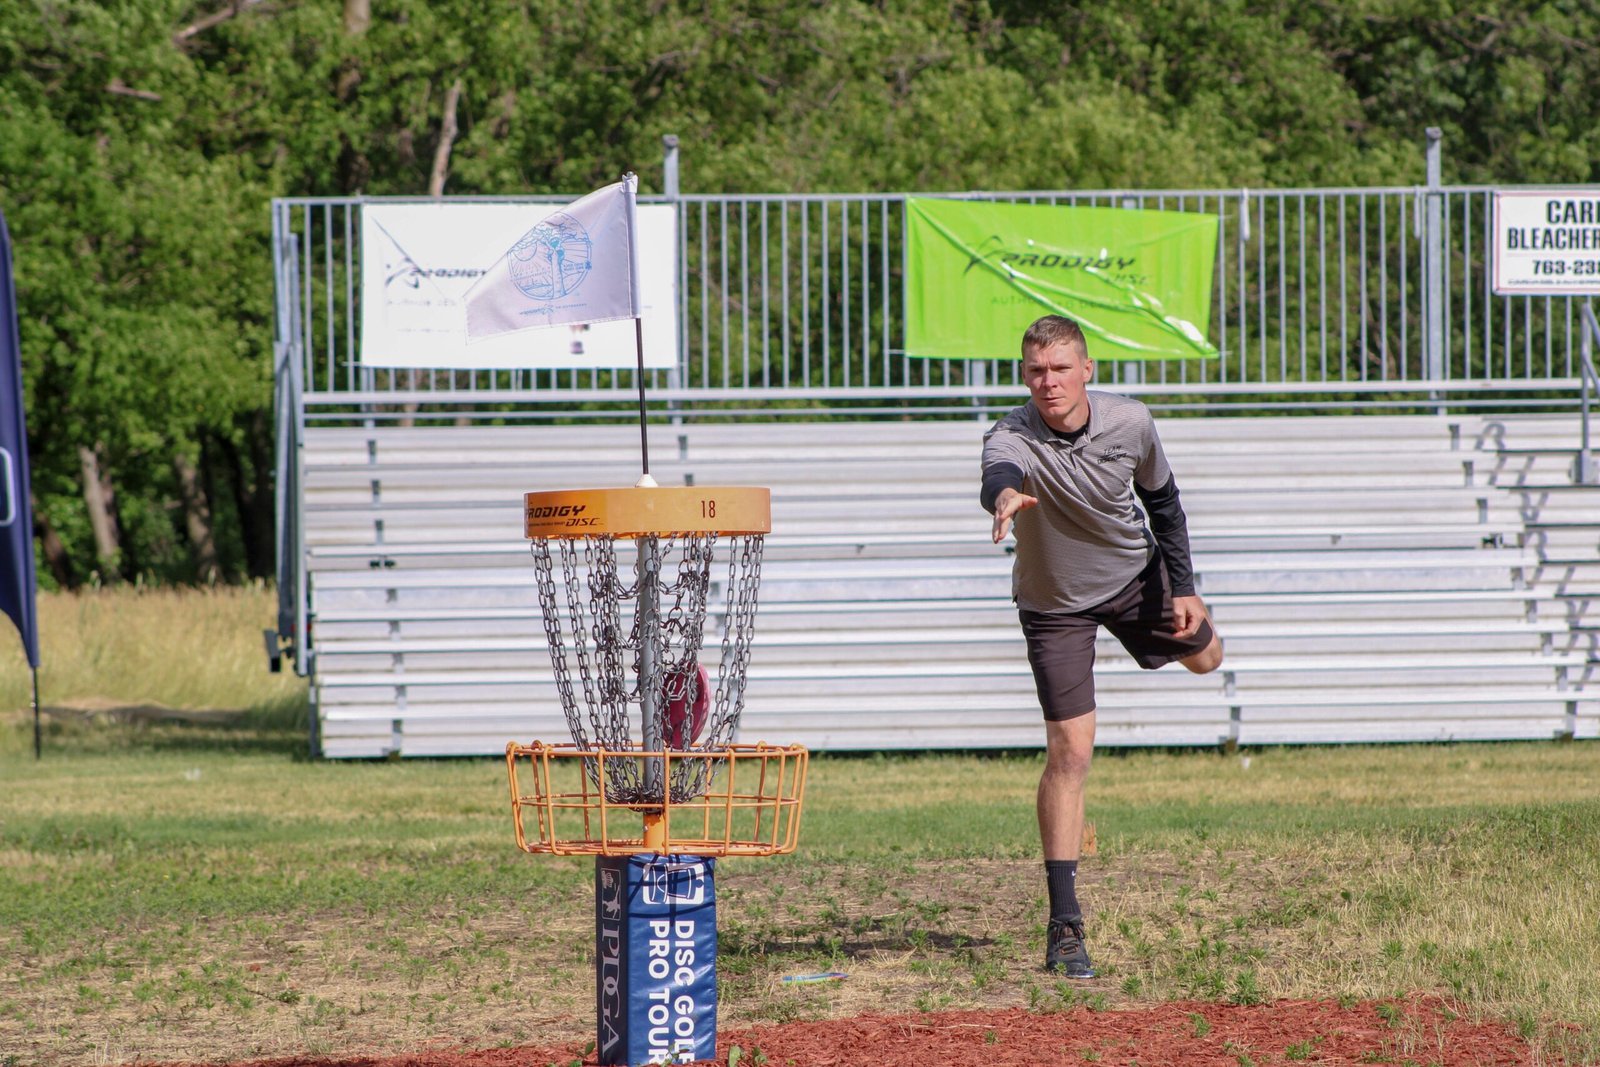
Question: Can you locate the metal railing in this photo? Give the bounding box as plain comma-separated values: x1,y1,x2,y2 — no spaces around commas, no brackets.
267,148,1600,690
1580,303,1600,484
270,132,1588,411
273,178,1598,419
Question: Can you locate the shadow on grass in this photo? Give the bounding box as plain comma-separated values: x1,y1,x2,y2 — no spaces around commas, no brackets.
722,912,998,964
11,694,313,760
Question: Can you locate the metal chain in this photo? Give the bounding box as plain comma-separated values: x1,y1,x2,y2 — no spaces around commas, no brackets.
586,536,639,796
530,541,584,745
706,533,763,750
527,530,765,805
661,534,714,801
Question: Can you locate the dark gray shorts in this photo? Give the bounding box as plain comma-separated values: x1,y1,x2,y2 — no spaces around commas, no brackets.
1019,554,1215,721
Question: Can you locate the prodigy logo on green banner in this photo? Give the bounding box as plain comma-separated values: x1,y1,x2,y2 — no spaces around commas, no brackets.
905,199,1220,361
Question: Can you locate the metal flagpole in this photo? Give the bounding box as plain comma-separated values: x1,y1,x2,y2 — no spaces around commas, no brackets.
31,666,39,760
623,173,650,477
635,317,650,477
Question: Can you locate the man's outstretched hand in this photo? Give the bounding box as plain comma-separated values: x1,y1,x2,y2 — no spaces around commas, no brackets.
992,487,1039,543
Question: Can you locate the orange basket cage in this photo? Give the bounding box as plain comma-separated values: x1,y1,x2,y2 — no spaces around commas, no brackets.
506,741,808,858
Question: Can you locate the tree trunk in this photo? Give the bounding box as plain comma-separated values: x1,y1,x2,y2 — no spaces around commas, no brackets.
174,451,220,582
428,78,463,197
398,375,421,427
248,414,276,579
31,493,75,588
223,412,276,579
78,444,122,582
403,77,465,429
336,0,370,101
343,0,370,35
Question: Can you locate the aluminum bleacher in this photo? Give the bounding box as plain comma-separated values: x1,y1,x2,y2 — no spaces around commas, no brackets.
297,413,1600,757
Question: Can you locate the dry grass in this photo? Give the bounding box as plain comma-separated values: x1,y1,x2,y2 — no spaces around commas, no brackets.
0,585,307,750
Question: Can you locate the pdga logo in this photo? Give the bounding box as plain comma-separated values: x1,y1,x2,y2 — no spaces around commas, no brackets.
508,212,593,302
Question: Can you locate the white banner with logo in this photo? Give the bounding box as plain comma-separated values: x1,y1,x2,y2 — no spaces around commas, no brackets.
360,201,677,369
1492,191,1600,296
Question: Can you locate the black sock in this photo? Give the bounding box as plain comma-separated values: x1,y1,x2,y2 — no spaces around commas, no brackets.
1045,859,1080,922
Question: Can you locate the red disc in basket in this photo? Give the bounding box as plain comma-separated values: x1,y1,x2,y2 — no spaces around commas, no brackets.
662,662,710,749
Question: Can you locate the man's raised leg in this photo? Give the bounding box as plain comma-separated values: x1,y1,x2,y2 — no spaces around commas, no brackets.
1181,630,1224,675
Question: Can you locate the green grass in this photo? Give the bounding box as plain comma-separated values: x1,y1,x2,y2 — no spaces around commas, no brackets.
0,588,1597,1063
2,733,1597,1063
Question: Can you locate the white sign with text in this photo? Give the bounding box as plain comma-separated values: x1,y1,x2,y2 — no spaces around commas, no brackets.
360,201,678,369
1492,191,1600,295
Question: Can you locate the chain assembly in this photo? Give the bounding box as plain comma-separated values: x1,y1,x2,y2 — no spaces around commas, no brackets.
529,531,765,805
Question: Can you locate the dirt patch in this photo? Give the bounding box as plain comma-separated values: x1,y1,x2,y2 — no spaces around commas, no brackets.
128,996,1550,1066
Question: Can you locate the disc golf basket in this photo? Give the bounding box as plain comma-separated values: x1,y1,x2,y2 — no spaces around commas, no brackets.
506,480,808,857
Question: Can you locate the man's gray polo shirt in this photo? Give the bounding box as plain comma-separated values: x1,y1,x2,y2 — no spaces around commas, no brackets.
981,391,1173,613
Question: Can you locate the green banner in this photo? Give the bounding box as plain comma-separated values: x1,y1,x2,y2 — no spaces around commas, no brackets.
904,198,1220,361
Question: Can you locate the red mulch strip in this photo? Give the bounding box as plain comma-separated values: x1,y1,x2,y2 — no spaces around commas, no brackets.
142,996,1555,1067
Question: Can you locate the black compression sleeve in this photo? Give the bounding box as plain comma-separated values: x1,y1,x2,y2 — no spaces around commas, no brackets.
980,462,1026,514
1135,474,1196,596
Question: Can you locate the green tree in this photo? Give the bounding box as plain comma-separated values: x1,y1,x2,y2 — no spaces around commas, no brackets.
2,0,1596,586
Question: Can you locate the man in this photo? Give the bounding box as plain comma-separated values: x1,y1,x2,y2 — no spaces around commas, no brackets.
980,314,1223,979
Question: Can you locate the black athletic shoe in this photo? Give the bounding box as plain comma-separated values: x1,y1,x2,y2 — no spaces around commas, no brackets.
1045,918,1096,979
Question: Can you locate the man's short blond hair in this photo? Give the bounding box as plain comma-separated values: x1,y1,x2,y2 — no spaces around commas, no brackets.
1021,315,1088,359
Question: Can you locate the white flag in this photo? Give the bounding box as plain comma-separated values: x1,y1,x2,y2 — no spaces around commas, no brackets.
464,175,641,342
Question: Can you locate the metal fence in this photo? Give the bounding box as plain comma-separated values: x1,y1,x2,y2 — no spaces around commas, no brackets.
272,165,1600,421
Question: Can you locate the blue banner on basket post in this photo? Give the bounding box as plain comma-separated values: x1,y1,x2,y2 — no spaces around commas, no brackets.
595,854,718,1066
0,208,38,670
464,175,642,343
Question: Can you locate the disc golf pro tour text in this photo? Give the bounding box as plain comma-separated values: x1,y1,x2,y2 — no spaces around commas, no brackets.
645,917,703,1060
